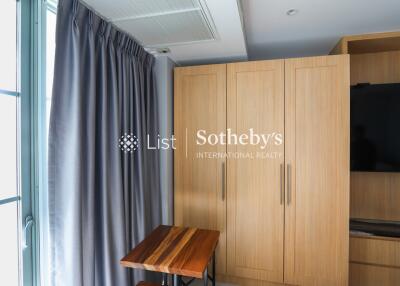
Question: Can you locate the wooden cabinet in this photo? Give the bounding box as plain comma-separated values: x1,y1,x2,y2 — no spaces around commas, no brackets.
284,56,350,286
174,55,350,286
174,64,227,274
226,60,285,282
349,235,400,286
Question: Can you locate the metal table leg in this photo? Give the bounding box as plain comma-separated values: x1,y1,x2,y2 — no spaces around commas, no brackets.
203,267,208,286
173,274,181,286
162,273,168,286
212,252,216,286
204,251,216,286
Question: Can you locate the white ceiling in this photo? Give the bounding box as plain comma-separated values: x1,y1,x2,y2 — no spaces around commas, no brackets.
242,0,400,59
80,0,400,63
81,0,248,65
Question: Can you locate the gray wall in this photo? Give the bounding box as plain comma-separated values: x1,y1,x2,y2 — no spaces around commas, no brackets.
154,55,175,224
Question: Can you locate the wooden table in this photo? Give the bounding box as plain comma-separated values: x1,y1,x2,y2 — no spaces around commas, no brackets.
121,225,220,286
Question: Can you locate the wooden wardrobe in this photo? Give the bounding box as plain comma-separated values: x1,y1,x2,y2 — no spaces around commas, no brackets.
174,55,350,286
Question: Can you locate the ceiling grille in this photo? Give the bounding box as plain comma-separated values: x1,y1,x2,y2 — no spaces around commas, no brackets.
83,0,218,47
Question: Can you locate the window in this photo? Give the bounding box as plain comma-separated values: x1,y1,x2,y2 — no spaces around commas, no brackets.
0,1,57,285
0,0,21,285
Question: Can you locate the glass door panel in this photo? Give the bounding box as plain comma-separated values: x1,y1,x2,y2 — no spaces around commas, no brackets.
0,0,17,91
0,94,17,200
0,1,21,286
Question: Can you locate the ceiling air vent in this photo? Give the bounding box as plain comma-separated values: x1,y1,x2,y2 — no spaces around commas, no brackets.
100,0,219,47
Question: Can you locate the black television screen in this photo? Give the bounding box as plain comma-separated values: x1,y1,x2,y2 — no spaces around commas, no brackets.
351,83,400,172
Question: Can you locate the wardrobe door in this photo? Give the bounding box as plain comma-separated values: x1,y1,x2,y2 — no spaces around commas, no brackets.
284,55,350,286
174,64,227,274
227,60,285,282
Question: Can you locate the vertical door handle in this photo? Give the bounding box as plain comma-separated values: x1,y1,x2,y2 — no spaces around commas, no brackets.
23,216,34,249
280,163,284,205
221,162,226,201
287,164,292,205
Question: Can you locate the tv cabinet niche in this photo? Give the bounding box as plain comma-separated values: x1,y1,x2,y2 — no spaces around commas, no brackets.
331,31,400,286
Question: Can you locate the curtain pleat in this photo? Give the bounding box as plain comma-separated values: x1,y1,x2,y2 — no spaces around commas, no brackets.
48,0,161,285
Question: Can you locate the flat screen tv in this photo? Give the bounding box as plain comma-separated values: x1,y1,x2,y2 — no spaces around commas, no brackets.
351,83,400,172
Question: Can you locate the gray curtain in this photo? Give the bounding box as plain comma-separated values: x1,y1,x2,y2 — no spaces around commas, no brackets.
48,0,161,285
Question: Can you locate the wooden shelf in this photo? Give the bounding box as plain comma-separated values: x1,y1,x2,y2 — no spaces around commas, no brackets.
331,31,400,55
350,232,400,242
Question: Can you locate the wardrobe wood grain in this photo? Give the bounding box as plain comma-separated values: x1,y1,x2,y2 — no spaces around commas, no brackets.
284,55,350,286
174,55,350,286
174,64,227,274
217,274,290,286
227,60,285,283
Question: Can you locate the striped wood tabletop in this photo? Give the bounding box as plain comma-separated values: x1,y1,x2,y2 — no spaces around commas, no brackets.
120,225,220,278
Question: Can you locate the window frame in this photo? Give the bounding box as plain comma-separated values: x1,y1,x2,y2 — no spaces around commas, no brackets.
19,0,37,285
0,1,58,286
37,1,57,286
0,0,26,285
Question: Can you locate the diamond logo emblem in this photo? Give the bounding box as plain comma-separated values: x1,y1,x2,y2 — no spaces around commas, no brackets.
119,133,139,153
